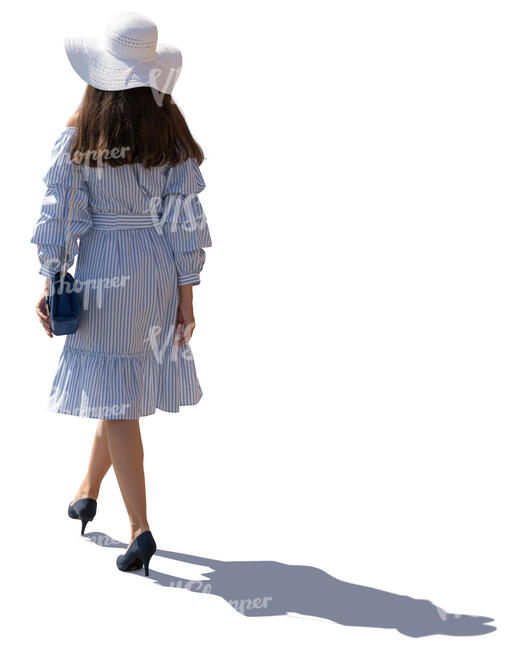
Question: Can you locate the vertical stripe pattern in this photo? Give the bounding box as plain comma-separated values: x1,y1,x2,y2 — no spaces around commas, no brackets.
30,127,212,419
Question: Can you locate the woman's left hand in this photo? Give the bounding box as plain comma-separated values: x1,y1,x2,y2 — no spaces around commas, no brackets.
36,282,53,338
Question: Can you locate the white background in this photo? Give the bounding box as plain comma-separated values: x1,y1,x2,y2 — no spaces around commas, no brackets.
1,0,511,647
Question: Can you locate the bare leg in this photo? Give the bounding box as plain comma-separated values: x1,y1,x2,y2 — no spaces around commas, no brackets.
102,418,150,544
72,421,112,503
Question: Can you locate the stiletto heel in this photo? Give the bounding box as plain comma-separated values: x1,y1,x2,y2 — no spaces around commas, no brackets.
68,498,97,535
116,530,156,575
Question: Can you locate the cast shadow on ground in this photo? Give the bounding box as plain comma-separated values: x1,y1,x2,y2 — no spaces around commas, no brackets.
85,531,496,638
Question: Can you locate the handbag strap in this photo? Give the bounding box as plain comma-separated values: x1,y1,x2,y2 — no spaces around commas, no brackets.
61,162,79,278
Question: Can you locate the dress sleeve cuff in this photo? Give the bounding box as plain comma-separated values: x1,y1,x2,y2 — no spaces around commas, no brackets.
39,263,57,279
177,273,200,286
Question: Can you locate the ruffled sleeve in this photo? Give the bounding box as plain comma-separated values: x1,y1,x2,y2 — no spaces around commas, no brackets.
160,157,212,286
30,128,91,278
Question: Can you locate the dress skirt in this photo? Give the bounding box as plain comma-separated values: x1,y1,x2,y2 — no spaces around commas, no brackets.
48,214,203,419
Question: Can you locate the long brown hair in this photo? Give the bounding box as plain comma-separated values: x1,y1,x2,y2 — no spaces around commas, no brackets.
69,84,204,168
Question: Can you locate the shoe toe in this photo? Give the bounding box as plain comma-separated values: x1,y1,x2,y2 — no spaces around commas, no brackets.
116,554,143,572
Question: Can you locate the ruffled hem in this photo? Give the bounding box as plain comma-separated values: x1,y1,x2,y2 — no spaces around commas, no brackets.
47,345,203,419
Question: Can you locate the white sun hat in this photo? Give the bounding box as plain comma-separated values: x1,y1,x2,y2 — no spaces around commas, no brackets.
64,11,182,95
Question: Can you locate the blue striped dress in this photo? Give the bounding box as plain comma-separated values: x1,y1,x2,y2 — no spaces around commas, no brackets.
30,127,212,419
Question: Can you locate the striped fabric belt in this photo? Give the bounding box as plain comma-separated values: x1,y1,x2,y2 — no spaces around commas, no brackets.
90,213,161,230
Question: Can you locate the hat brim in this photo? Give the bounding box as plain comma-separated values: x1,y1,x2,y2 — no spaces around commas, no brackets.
64,35,182,94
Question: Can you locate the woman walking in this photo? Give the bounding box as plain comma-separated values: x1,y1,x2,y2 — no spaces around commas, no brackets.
31,12,212,576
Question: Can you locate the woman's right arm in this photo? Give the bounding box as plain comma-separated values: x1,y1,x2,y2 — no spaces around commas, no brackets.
161,157,212,345
175,283,195,345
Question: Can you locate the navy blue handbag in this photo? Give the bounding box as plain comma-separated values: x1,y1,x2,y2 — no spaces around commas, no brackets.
45,164,81,335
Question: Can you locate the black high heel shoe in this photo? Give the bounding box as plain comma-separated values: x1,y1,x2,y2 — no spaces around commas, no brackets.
116,530,156,576
68,498,97,535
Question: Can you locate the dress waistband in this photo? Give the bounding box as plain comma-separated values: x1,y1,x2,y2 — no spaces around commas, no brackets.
90,213,160,230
